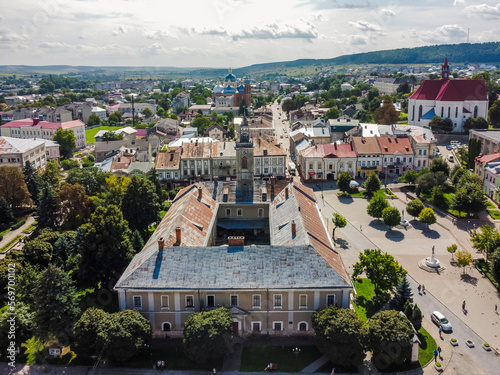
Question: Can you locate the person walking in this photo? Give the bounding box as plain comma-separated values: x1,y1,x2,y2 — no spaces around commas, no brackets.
495,304,497,314
438,346,442,358
462,301,466,311
422,285,425,294
417,285,421,294
433,348,438,362
439,326,443,338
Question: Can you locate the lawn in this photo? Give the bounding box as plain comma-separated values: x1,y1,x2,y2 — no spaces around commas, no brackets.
352,278,389,322
488,210,500,220
85,126,124,143
343,189,395,199
486,201,496,210
240,345,322,372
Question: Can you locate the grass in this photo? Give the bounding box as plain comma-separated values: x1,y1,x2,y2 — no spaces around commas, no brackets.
488,210,500,220
352,278,389,322
0,235,23,253
486,201,496,209
85,125,125,144
22,221,38,234
240,345,322,372
0,228,11,237
343,189,395,199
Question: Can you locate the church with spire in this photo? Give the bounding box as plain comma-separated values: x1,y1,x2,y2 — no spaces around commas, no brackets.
408,58,488,132
212,68,252,110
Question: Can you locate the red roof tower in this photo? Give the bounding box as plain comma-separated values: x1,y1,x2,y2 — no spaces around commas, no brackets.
441,57,450,80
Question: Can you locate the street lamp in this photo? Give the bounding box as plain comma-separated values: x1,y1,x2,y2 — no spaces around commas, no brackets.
292,347,301,357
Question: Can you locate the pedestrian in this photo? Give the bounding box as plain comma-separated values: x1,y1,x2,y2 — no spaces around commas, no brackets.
417,285,421,294
496,304,498,313
439,326,442,337
433,348,438,362
331,368,335,375
213,368,217,375
462,301,466,311
438,346,442,357
422,285,425,294
360,225,362,231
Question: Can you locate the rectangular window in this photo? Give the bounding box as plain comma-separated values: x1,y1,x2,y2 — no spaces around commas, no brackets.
207,295,215,308
230,295,238,307
309,163,313,169
186,295,194,308
161,295,169,309
252,321,261,331
418,150,422,155
133,295,142,309
299,294,307,308
226,208,231,217
273,322,283,331
253,294,261,308
258,208,264,217
327,294,335,307
274,294,282,308
237,208,243,216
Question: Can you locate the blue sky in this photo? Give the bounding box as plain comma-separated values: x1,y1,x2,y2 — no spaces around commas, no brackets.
0,0,499,67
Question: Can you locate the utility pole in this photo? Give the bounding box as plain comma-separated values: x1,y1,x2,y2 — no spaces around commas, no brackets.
132,94,135,128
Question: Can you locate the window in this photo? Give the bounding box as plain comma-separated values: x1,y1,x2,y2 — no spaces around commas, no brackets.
241,156,248,169
298,322,308,331
207,295,215,308
252,321,261,331
274,294,282,308
417,160,421,167
230,295,238,307
448,107,451,118
237,208,243,216
186,295,194,308
409,158,412,163
403,157,406,162
423,150,427,155
162,322,171,331
133,296,142,310
258,208,264,217
253,294,261,308
273,322,283,331
455,107,458,118
412,105,415,121
326,294,335,307
440,107,444,118
161,295,169,309
474,105,478,118
418,150,422,155
423,160,426,167
418,105,423,121
299,294,307,308
225,208,231,217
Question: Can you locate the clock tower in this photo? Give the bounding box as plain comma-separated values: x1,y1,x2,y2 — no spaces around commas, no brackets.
235,114,254,199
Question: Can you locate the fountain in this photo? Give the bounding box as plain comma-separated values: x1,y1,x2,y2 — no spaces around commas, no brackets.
425,246,441,268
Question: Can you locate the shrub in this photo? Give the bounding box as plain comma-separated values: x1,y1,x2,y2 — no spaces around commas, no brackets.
484,343,490,347
435,362,442,367
11,219,26,230
451,338,457,342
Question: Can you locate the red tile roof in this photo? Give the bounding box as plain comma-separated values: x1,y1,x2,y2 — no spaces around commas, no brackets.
1,119,84,129
376,136,413,155
301,143,356,158
476,152,500,164
410,79,487,102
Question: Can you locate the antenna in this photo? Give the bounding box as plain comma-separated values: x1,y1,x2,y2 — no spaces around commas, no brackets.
467,28,470,43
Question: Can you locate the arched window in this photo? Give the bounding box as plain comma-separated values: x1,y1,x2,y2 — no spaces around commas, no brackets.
474,106,478,118
447,107,451,118
455,107,458,118
298,322,308,331
418,105,423,121
162,322,171,332
412,106,415,121
440,107,444,118
241,156,248,169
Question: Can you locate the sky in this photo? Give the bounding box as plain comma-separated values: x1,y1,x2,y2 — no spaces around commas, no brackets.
0,0,500,68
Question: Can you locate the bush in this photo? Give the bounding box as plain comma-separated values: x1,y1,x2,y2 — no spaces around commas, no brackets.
11,219,26,230
61,159,80,170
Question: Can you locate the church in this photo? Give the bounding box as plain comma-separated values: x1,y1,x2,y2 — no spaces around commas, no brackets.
408,58,488,132
212,68,251,109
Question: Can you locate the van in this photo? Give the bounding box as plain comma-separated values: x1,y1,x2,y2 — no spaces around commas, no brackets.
288,162,296,176
431,311,452,332
448,155,454,162
450,140,460,147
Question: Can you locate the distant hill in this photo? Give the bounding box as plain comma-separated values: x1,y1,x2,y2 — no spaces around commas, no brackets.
1,41,499,78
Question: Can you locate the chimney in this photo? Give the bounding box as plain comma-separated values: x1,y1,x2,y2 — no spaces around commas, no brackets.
198,186,202,200
33,118,39,125
228,236,244,246
291,220,296,237
175,227,181,245
285,187,289,199
158,237,165,252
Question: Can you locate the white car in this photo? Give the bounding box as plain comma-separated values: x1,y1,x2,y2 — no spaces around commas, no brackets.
431,311,452,332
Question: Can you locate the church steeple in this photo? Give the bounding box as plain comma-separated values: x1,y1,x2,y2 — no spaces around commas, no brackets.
441,57,450,80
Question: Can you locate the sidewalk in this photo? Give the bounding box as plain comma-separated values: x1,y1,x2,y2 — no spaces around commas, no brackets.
0,216,35,259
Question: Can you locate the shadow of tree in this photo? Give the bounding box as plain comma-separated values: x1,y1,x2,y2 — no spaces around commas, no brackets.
335,238,349,250
460,273,478,286
423,229,440,239
385,230,405,242
369,220,387,231
338,195,353,204
356,292,390,319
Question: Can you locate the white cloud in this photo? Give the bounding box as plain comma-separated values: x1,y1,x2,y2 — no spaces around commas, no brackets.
142,43,169,55
112,24,128,36
231,21,318,41
380,8,396,16
311,12,329,21
464,3,500,18
405,24,467,44
453,0,466,6
38,41,133,56
144,30,178,40
435,24,467,38
0,29,25,42
348,20,381,32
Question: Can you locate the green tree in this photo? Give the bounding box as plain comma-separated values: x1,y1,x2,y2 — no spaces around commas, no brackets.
131,230,145,252
367,195,389,220
73,307,110,358
22,239,53,268
382,206,401,229
401,169,417,185
53,231,76,269
406,199,424,219
325,107,340,120
37,183,58,230
392,275,413,311
311,307,365,366
77,205,134,286
183,307,232,364
430,185,447,208
57,183,91,230
488,100,500,128
0,302,35,353
53,128,77,160
191,116,210,134
363,172,381,194
429,157,450,176
403,301,422,331
429,116,443,130
447,244,458,260
332,213,347,240
66,167,109,196
468,138,482,169
108,111,122,124
104,174,131,206
337,172,351,194
33,264,80,340
101,131,123,142
0,197,14,227
418,207,436,229
142,107,153,117
455,250,473,273
281,99,295,114
352,249,407,296
464,116,488,131
0,166,32,210
121,176,161,234
491,249,500,286
87,113,101,126
451,183,487,217
363,310,414,367
373,97,398,125
40,159,61,190
146,167,164,205
61,159,80,170
471,225,500,257
23,160,40,205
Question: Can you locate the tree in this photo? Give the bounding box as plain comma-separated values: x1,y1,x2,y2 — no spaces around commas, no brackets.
61,159,80,170
101,131,123,142
382,206,401,229
0,302,35,353
121,176,161,234
489,100,500,128
281,99,295,114
22,239,53,268
104,174,131,206
430,185,447,208
429,157,450,177
464,116,488,131
429,115,443,130
332,213,347,240
325,107,340,120
33,264,80,340
36,183,58,230
87,113,101,126
108,111,122,124
447,244,458,260
146,167,164,205
53,128,76,159
455,250,473,273
471,225,500,257
337,172,351,194
311,307,365,366
373,97,398,125
406,199,424,219
367,195,389,220
363,172,381,194
57,183,91,230
78,205,134,286
468,138,482,169
451,183,486,218
401,169,417,185
403,301,422,331
0,166,32,210
352,249,407,296
392,275,413,311
66,167,109,196
183,307,232,364
40,159,61,190
0,197,14,227
142,107,153,117
73,307,110,358
23,160,40,205
491,249,500,286
53,231,76,269
418,207,436,229
363,310,414,367
130,230,145,251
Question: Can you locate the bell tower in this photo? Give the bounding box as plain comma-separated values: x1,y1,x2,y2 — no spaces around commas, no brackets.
235,113,254,200
441,57,450,80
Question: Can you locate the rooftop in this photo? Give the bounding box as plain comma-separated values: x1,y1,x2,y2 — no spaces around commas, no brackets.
0,136,46,153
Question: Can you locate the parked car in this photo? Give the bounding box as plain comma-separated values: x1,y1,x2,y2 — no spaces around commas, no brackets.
448,155,454,162
446,145,453,150
431,311,452,332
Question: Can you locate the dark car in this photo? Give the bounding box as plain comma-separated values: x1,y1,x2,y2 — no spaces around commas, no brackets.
446,145,452,150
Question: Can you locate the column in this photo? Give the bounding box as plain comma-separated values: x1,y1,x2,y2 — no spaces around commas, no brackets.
148,292,155,329
288,291,294,331
342,289,350,308
314,291,320,310
174,292,181,329
118,290,127,310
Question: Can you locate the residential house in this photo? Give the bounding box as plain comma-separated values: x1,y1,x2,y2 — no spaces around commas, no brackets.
211,141,237,180
180,141,212,181
0,136,47,169
392,125,437,170
189,104,212,116
352,137,382,178
373,77,416,95
204,124,229,141
328,117,360,143
377,136,413,176
299,143,357,181
483,161,500,204
172,92,190,113
253,138,287,179
474,152,500,184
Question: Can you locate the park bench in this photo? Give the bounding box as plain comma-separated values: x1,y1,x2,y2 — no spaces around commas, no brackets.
475,264,483,274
